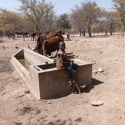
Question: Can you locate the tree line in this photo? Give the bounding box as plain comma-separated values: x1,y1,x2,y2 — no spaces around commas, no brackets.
0,0,125,37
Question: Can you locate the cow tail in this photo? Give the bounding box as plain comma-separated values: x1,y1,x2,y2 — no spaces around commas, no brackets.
37,36,40,44
42,40,47,56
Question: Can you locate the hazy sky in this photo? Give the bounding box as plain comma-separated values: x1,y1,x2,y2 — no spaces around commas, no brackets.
0,0,113,15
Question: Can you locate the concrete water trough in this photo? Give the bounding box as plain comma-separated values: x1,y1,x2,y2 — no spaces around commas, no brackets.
11,48,92,100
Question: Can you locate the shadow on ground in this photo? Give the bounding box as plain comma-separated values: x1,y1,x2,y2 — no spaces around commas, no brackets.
46,78,104,99
80,78,104,93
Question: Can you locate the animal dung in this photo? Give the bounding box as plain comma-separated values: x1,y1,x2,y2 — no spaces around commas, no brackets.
3,45,5,49
91,100,104,106
15,46,19,49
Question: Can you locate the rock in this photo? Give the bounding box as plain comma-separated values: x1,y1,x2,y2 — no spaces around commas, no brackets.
47,101,51,104
98,68,104,72
3,45,5,49
18,93,25,98
93,70,97,74
82,57,85,59
24,89,30,93
0,92,5,96
56,111,60,114
91,100,104,106
102,72,106,75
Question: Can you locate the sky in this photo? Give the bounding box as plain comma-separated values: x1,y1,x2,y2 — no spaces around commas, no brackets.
0,0,113,15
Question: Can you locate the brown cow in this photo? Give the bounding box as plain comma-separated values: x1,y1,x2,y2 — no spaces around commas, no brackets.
33,31,63,54
42,35,64,56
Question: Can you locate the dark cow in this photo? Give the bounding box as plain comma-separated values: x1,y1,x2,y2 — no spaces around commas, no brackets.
15,32,23,36
30,32,38,41
33,31,63,54
22,32,30,41
15,32,30,41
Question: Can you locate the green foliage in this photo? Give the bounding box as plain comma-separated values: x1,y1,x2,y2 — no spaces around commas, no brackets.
112,0,125,30
0,9,20,24
56,13,71,31
0,9,21,32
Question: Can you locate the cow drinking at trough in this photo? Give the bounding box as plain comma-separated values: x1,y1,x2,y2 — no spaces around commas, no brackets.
32,31,64,56
42,35,64,56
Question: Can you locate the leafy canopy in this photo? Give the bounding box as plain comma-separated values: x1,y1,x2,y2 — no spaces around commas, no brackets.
56,13,71,30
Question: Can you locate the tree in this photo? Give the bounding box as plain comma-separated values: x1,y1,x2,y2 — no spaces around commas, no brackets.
56,13,71,33
105,11,117,35
70,1,102,37
0,9,21,33
112,0,125,33
71,6,86,36
17,0,55,34
80,1,102,37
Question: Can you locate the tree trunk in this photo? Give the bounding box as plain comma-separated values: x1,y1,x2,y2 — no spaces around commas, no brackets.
105,30,107,35
0,32,2,37
110,24,113,35
113,25,115,35
36,24,40,37
81,31,86,36
88,26,91,37
83,31,85,36
79,28,81,36
124,23,125,35
36,24,38,32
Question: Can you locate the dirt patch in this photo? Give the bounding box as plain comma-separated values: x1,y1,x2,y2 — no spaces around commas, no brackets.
0,34,125,125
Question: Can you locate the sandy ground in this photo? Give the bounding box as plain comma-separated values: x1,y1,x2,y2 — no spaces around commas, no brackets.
0,33,125,125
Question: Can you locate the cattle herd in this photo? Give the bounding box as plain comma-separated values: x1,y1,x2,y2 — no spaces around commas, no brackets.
0,30,68,57
5,31,38,41
29,31,64,57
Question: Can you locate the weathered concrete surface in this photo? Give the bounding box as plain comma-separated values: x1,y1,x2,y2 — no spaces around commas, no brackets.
37,59,92,99
11,49,92,100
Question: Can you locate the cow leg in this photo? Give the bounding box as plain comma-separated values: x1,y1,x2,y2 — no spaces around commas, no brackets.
40,50,43,55
23,35,25,41
52,49,59,58
12,35,15,40
42,40,47,56
47,47,51,56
